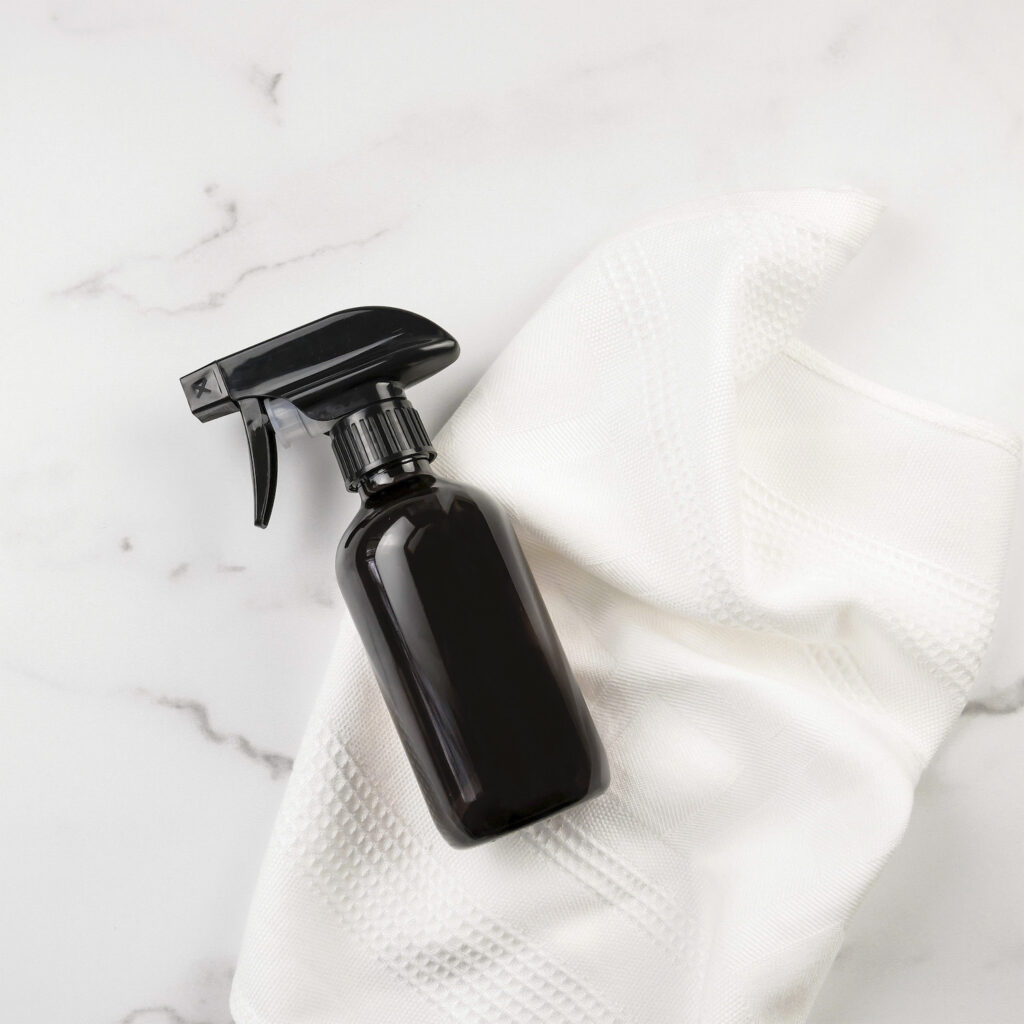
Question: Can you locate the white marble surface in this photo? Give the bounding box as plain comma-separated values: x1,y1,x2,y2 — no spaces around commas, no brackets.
2,2,1023,1021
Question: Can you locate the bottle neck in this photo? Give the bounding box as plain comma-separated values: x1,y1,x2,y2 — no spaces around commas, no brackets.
356,455,435,502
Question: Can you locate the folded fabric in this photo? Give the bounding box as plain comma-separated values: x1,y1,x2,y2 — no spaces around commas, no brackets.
231,190,1019,1024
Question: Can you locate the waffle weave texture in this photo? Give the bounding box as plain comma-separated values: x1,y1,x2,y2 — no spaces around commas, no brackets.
231,190,1020,1024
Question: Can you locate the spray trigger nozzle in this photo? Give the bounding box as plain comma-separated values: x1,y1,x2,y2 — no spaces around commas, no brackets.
180,306,459,528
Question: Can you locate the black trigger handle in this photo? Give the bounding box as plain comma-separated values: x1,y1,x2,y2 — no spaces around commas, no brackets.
237,397,278,528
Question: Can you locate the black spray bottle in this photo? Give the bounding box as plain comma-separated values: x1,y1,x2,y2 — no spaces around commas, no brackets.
181,307,609,846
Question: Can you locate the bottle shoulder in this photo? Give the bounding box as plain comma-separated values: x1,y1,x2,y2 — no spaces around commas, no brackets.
339,476,500,566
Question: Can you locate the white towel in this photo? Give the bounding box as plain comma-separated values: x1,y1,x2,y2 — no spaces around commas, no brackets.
230,191,1019,1024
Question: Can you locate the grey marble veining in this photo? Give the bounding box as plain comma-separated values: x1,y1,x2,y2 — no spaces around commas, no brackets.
115,961,235,1024
144,692,294,779
58,195,392,315
118,1008,216,1024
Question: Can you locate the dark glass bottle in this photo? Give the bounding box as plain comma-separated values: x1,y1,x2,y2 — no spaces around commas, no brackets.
338,457,609,846
181,306,609,847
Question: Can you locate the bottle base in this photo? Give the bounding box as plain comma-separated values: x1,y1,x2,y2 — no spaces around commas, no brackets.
439,772,610,849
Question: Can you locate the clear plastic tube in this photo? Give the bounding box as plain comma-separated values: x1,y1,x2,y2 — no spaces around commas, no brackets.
264,397,332,448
